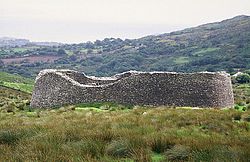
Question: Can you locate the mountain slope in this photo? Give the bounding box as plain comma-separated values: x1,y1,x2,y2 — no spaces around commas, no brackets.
0,15,250,77
131,15,250,72
0,72,34,93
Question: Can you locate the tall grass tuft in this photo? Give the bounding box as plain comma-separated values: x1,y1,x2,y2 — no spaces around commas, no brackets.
105,139,131,158
0,130,22,145
165,145,191,161
147,134,174,153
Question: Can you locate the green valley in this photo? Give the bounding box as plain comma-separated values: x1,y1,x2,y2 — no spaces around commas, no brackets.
0,15,250,77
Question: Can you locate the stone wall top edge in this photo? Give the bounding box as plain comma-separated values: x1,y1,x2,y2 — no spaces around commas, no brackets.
35,69,231,87
38,69,230,77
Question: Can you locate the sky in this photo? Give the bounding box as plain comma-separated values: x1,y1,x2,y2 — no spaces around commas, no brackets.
1,0,250,43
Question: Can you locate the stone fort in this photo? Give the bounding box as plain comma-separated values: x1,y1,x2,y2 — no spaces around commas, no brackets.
30,69,234,108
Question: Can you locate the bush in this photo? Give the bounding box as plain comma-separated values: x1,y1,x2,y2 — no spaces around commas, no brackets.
232,113,241,121
165,145,191,161
236,74,250,84
234,105,240,110
105,139,130,158
244,70,250,75
191,146,242,162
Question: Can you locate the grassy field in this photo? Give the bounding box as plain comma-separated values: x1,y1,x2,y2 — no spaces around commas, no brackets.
193,48,220,56
12,47,29,53
234,83,250,111
0,72,34,84
0,104,249,161
0,72,34,93
0,86,31,112
0,71,249,161
173,57,189,64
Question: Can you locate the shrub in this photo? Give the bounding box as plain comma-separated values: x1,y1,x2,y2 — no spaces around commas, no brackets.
191,146,242,162
236,74,250,84
165,145,191,161
105,139,130,158
234,105,240,110
232,113,241,121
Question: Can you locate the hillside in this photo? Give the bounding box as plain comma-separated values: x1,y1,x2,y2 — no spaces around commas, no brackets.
0,15,250,77
0,72,34,93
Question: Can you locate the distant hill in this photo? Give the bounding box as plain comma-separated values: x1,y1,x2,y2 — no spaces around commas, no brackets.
0,37,30,47
30,41,63,47
0,37,63,47
0,15,249,77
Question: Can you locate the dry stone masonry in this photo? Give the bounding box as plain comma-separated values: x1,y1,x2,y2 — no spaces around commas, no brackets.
31,69,234,108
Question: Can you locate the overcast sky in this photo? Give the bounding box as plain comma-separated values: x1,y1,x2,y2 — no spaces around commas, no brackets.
1,0,250,43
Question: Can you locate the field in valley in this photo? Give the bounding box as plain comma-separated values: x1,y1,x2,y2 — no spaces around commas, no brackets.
1,55,62,64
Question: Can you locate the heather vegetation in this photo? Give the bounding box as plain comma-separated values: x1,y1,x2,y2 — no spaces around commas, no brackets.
0,103,249,161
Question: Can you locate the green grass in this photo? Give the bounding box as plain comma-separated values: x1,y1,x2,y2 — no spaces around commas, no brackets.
75,102,133,110
0,72,34,93
0,82,33,93
193,47,220,56
0,71,34,84
233,83,250,111
12,47,28,53
152,153,165,161
173,56,189,64
0,105,249,161
0,86,31,113
66,50,74,56
80,48,88,53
